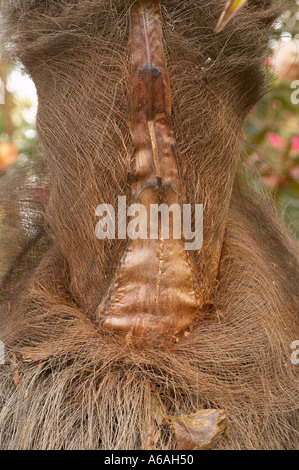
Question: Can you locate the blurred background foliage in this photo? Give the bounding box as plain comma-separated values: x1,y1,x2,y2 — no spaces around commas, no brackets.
244,0,299,238
0,0,299,238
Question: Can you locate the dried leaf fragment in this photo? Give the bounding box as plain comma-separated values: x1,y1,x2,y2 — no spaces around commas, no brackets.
215,0,247,33
169,409,229,450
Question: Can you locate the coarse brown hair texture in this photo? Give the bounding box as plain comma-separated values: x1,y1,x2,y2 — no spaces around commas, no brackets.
0,0,298,450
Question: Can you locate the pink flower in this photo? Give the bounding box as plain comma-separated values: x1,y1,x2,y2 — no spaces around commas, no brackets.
268,133,282,149
290,166,299,179
264,56,273,66
291,136,299,151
